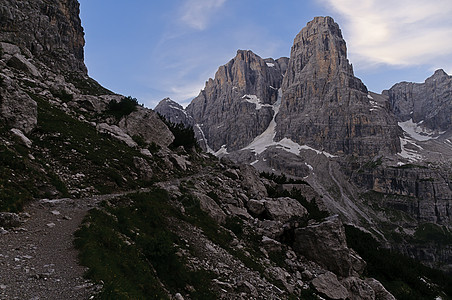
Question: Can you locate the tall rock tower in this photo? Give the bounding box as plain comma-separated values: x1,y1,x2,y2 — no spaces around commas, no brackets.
276,17,400,156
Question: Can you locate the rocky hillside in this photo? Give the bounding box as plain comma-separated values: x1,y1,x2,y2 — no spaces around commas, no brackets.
1,1,452,299
158,16,452,280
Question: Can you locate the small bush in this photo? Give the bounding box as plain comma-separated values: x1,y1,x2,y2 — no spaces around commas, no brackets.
158,114,198,151
107,96,139,120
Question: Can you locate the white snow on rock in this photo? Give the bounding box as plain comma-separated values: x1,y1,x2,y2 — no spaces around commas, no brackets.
266,62,275,67
242,95,273,110
242,89,336,158
398,137,422,162
214,145,229,156
398,119,443,141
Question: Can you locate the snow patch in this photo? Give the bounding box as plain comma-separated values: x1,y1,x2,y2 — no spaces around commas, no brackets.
266,62,275,67
242,95,272,110
241,89,336,158
195,124,214,154
367,94,374,100
214,145,229,156
250,160,259,166
398,119,443,141
398,137,422,162
305,162,314,171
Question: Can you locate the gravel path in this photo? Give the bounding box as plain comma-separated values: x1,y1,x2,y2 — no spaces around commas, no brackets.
0,191,143,300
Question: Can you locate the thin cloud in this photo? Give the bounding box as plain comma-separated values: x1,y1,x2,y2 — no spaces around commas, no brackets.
180,0,227,30
317,0,452,69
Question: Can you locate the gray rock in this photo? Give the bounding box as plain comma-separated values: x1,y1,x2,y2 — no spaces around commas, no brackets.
247,199,266,215
10,128,32,148
186,50,288,152
293,215,366,277
0,0,87,74
364,278,396,300
0,80,37,133
311,271,348,300
133,157,153,181
385,69,452,132
7,54,40,77
154,98,193,128
276,16,400,157
342,277,375,300
118,107,174,147
195,192,227,224
263,197,308,223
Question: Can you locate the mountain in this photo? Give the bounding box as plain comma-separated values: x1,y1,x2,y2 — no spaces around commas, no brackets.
276,17,400,157
385,69,452,133
159,16,452,278
1,1,452,299
185,50,288,152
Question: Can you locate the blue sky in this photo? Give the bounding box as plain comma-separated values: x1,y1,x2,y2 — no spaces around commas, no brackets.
78,0,452,108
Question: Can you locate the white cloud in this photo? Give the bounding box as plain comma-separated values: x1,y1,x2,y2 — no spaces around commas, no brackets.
317,0,452,69
180,0,227,30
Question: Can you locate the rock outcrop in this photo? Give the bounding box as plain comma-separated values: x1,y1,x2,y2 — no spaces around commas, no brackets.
0,0,87,74
293,215,366,277
154,98,194,128
385,69,452,132
186,50,288,152
276,16,400,157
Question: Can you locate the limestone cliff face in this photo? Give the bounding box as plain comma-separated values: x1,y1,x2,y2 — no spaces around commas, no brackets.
385,69,452,132
186,50,288,151
276,17,400,157
0,0,86,74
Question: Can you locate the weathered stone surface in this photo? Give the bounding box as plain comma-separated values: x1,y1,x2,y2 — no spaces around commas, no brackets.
247,199,265,215
276,16,400,157
96,123,137,147
10,128,32,148
385,69,452,132
263,197,308,223
0,79,37,133
293,215,366,277
118,107,174,147
364,278,396,300
0,0,87,73
238,165,267,199
195,192,227,224
186,50,288,152
7,54,41,77
154,98,193,128
311,271,348,300
342,277,375,300
133,157,153,181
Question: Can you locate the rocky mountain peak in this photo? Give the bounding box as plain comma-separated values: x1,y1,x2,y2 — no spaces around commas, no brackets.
186,50,288,152
283,16,366,93
154,97,193,128
275,16,399,157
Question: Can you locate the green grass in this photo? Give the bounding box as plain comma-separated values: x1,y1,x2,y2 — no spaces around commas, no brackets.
75,190,217,299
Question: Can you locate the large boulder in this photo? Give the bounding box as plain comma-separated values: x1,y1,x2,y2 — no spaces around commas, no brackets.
311,271,348,300
293,215,366,277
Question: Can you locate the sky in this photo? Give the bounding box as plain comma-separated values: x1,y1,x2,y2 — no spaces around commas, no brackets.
78,0,452,108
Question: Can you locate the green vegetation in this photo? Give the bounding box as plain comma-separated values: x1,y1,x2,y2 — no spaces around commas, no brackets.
260,171,308,184
66,73,113,96
414,223,452,245
75,190,217,299
106,96,139,120
345,225,452,299
50,89,73,103
158,114,198,151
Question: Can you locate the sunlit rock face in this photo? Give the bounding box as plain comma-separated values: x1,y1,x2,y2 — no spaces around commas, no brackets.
276,16,400,157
